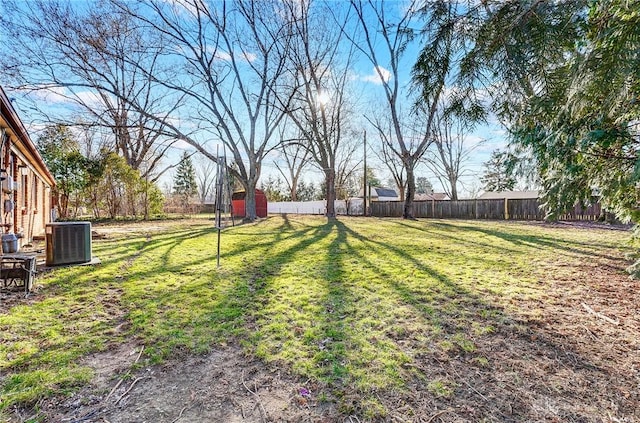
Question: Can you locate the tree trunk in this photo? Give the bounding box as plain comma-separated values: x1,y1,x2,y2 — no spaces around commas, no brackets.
325,169,336,218
290,177,298,202
449,175,458,200
143,180,149,220
243,181,257,221
403,163,415,219
450,184,458,200
59,192,69,219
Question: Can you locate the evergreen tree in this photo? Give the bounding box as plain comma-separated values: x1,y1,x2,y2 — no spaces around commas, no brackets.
173,152,198,212
364,168,381,189
260,176,286,202
461,1,640,221
297,180,321,201
480,150,516,192
416,177,434,194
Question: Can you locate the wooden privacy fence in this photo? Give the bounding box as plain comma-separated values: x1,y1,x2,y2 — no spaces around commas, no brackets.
370,198,604,221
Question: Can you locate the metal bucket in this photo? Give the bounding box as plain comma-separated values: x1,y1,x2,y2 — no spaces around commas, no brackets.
2,233,18,253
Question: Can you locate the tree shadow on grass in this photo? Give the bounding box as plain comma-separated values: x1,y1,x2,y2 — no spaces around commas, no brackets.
110,217,344,357
242,218,372,414
321,219,634,421
1,218,336,414
396,219,627,262
84,216,635,421
3,217,637,421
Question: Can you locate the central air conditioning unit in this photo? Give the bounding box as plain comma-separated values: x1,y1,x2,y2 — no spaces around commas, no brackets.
46,222,92,266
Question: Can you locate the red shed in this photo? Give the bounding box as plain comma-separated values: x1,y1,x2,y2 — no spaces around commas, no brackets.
232,189,268,218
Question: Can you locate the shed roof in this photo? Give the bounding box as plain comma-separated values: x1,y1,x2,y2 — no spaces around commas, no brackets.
231,189,266,200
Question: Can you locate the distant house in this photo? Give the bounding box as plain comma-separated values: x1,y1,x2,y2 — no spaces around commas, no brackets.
0,87,56,243
360,186,399,202
478,190,539,200
414,192,450,201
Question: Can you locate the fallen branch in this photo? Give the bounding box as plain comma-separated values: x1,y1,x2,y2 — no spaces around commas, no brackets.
170,405,188,423
114,377,148,405
581,303,619,325
446,361,489,402
133,345,145,364
68,409,100,423
104,379,124,403
579,325,598,341
105,345,145,403
241,370,267,422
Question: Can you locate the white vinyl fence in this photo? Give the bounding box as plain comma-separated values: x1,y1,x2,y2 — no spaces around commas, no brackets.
268,198,364,215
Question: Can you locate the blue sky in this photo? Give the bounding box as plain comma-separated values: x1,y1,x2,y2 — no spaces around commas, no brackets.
4,0,509,198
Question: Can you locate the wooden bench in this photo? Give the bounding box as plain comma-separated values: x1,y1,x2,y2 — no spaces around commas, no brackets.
0,255,37,296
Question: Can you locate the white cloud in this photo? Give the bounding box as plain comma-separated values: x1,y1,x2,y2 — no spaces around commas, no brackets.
160,0,208,17
207,48,256,63
26,85,69,104
75,90,107,109
360,65,392,85
242,52,257,63
214,51,232,61
172,138,193,150
21,85,108,110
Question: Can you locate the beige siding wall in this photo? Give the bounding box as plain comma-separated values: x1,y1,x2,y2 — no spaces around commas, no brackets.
3,160,54,242
1,86,57,244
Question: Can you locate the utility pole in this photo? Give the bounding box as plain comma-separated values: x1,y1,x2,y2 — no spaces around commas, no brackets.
363,130,367,217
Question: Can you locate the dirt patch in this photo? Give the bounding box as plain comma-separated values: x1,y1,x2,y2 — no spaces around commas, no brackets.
0,285,42,314
30,345,333,423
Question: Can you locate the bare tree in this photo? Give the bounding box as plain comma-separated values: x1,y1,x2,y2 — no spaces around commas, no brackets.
351,0,484,217
109,0,295,221
0,0,180,180
335,137,362,201
194,153,216,204
273,127,310,202
424,109,482,200
350,0,436,218
378,140,406,201
280,0,357,218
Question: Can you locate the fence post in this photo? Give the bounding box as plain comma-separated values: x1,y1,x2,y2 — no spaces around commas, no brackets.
504,198,509,220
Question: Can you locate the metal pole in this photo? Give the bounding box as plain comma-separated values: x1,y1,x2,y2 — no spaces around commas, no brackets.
224,145,235,227
363,130,367,216
215,145,222,267
217,224,221,267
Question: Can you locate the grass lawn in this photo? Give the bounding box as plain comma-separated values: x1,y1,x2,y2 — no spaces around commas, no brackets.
1,216,638,421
